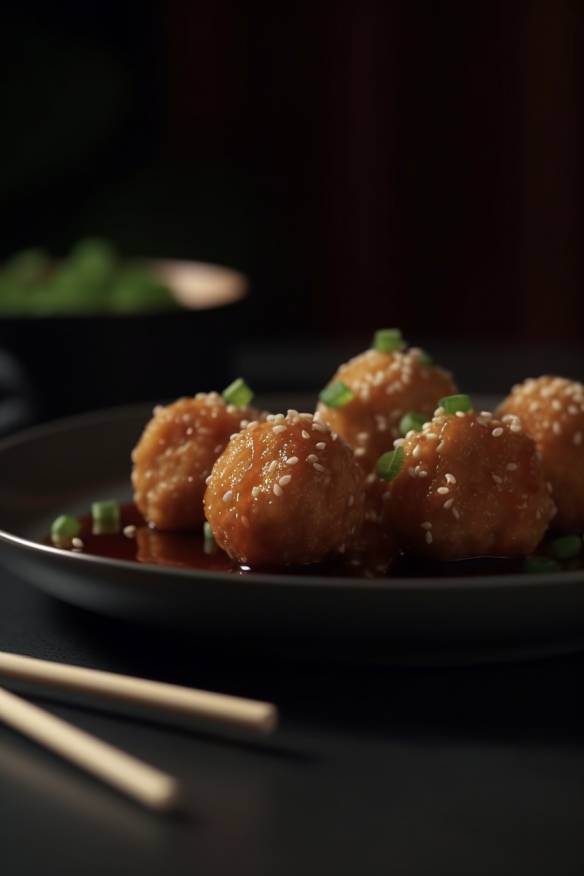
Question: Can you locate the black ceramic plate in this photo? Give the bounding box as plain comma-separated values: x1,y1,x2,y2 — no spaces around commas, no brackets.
1,402,584,664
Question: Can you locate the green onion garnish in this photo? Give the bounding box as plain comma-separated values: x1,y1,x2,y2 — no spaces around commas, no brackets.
222,377,254,407
51,515,81,545
373,328,406,354
376,446,405,482
438,394,473,415
418,350,433,367
319,381,353,408
91,500,121,535
203,521,217,555
399,412,426,436
523,556,561,574
550,535,582,561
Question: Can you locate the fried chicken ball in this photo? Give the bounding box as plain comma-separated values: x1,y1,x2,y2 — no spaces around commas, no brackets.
132,392,264,530
204,411,365,567
346,476,397,574
497,376,584,529
316,341,457,472
383,402,556,560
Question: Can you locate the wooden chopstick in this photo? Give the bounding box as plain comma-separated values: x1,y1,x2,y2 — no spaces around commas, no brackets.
0,650,278,734
0,686,179,812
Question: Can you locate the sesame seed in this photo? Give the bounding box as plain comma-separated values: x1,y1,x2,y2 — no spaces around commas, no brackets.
241,515,249,527
268,460,277,473
286,456,299,465
510,423,522,433
287,409,299,417
247,421,258,430
348,495,354,506
354,448,367,457
356,432,369,443
273,483,283,496
492,474,503,484
123,525,136,538
443,498,454,509
366,473,377,484
205,475,212,485
213,444,223,454
452,507,460,520
492,427,504,437
437,441,445,452
480,411,493,418
418,470,428,478
413,445,422,459
273,425,287,434
425,531,433,544
251,486,260,498
393,438,405,448
421,521,433,530
71,537,84,549
552,422,562,435
437,486,449,495
332,433,339,441
222,490,233,502
279,475,292,486
313,422,327,432
240,420,249,429
445,473,456,484
313,463,326,472
552,399,562,411
316,442,327,450
302,430,310,439
574,432,582,446
306,454,318,463
426,432,438,440
455,411,466,418
506,463,518,471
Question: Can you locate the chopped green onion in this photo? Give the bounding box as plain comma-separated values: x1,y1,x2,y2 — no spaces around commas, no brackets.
319,381,353,408
417,350,433,367
91,500,121,535
376,446,405,482
438,394,473,415
222,378,254,407
399,412,426,436
550,535,582,561
203,521,217,555
523,556,561,574
373,328,406,354
51,515,80,545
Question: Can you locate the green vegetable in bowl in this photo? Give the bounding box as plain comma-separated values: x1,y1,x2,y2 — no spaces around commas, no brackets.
0,238,176,316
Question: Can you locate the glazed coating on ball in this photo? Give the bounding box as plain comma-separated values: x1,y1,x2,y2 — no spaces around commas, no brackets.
204,411,365,567
384,407,556,561
132,393,263,530
346,476,397,575
497,376,584,529
317,347,457,471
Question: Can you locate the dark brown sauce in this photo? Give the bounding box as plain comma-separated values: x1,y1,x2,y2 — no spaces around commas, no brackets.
43,502,583,579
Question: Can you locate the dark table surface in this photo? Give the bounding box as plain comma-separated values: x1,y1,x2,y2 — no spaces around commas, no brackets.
1,563,584,876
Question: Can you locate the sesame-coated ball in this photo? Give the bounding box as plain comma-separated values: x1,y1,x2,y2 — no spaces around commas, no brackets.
384,407,556,560
131,393,264,530
497,376,584,529
204,411,365,567
316,347,457,472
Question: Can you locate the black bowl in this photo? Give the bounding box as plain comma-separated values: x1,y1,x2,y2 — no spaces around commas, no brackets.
0,259,248,421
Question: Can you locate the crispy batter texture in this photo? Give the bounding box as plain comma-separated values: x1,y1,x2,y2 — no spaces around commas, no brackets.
204,412,365,566
385,408,556,560
132,393,263,530
497,376,584,529
317,348,456,471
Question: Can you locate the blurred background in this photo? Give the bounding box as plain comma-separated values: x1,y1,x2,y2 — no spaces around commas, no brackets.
0,0,583,430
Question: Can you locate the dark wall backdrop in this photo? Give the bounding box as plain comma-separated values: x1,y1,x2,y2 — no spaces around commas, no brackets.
0,0,583,343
